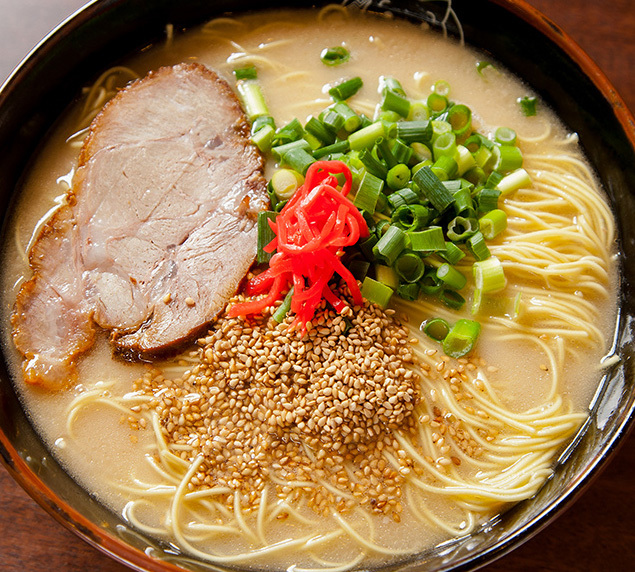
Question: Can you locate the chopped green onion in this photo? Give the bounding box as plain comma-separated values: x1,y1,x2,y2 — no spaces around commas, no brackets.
443,319,481,358
386,164,411,190
234,65,258,81
272,287,294,322
251,124,275,152
412,166,455,213
349,121,385,150
408,101,429,121
408,226,446,252
518,95,538,116
272,139,311,160
332,101,362,131
447,104,472,140
273,118,306,146
329,76,363,100
447,215,478,242
473,256,507,294
251,114,275,134
410,143,433,164
433,80,451,96
396,282,420,301
427,92,448,114
431,119,452,142
393,204,432,231
495,126,517,145
376,137,399,169
382,77,407,96
359,148,388,179
312,139,351,159
305,116,335,145
387,188,419,210
353,170,384,214
397,120,433,144
348,258,371,281
394,251,425,283
359,234,378,261
391,139,413,165
321,109,345,133
257,211,277,263
452,186,474,216
455,145,477,175
437,263,467,290
466,231,490,261
431,155,458,180
375,264,400,289
423,317,450,341
476,188,501,213
440,289,466,310
479,209,507,239
432,131,457,160
382,88,411,117
361,277,394,308
497,168,532,196
321,46,350,66
237,79,269,121
476,61,494,74
280,147,315,174
270,169,304,200
495,145,523,172
419,267,444,295
438,241,466,265
373,225,407,265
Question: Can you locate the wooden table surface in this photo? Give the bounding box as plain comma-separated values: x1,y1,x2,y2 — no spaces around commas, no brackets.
0,1,633,571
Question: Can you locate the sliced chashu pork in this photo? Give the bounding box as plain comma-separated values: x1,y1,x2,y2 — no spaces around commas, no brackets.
12,63,268,390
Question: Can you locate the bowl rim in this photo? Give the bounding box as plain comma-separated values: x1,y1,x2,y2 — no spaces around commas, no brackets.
0,1,634,571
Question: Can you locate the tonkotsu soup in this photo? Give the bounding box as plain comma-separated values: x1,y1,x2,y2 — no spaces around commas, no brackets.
0,5,618,571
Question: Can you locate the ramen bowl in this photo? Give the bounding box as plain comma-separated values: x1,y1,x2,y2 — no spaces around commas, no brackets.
0,1,633,571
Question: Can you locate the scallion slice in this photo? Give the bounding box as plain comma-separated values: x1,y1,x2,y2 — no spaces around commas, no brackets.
373,225,407,265
466,231,490,261
349,121,385,151
386,164,411,190
270,169,304,200
361,277,394,308
440,289,466,310
518,95,538,116
479,209,507,239
394,251,425,283
408,226,445,252
495,145,523,172
437,263,467,290
497,168,532,196
329,76,363,100
495,126,517,145
419,267,444,295
237,79,269,121
353,171,384,214
447,216,478,242
423,317,450,341
257,211,277,263
473,256,507,294
397,120,433,144
321,46,350,66
443,319,481,358
412,166,455,213
272,287,294,322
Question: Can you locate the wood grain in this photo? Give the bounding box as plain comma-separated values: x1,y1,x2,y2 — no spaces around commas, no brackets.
0,1,633,570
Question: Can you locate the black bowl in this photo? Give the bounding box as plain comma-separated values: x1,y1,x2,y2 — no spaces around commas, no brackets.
1,1,634,571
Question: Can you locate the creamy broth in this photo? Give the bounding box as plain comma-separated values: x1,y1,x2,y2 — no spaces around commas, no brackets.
0,6,617,570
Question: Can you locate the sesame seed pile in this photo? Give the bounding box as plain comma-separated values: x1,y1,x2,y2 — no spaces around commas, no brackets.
133,294,422,520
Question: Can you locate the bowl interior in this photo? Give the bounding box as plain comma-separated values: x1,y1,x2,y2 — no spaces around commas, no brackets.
0,1,634,571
